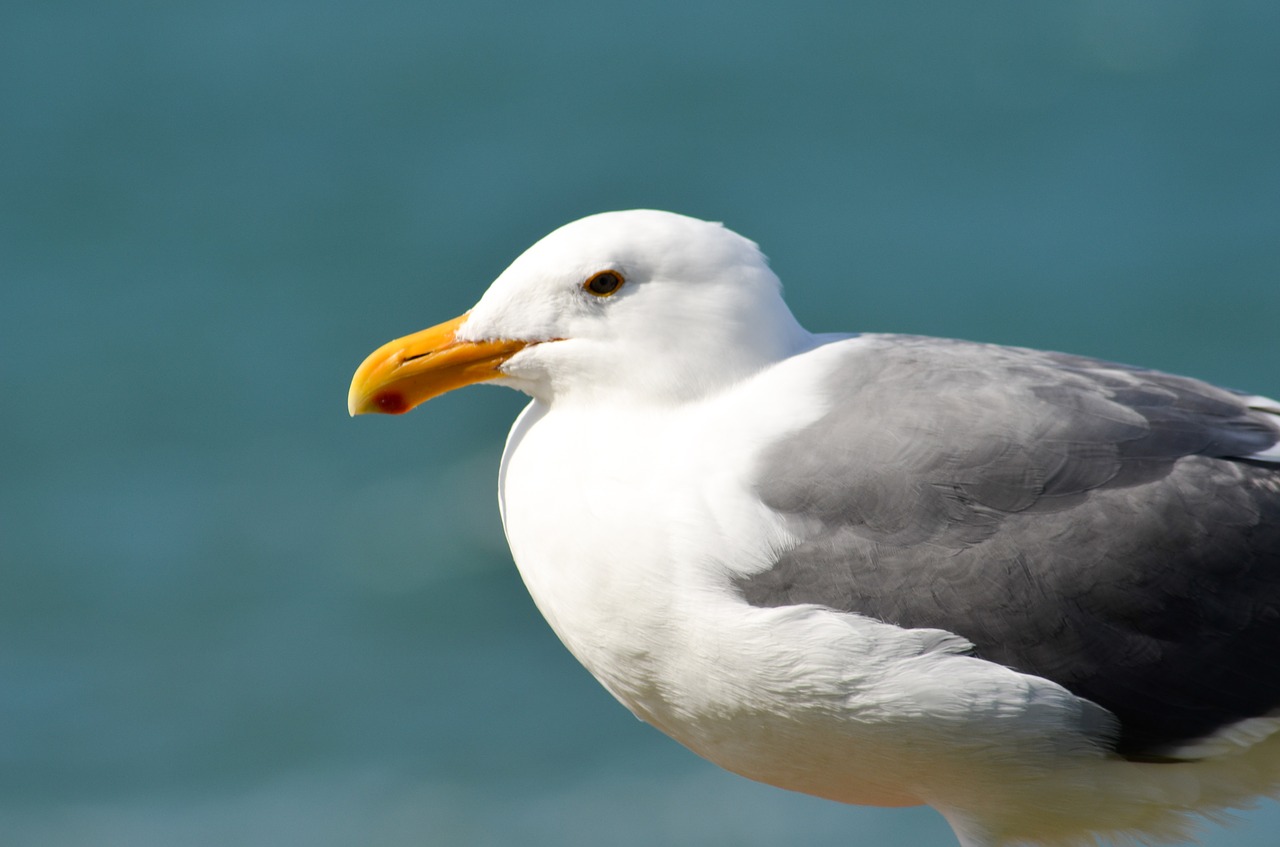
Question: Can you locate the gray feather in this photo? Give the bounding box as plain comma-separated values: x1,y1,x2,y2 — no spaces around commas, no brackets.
738,335,1280,757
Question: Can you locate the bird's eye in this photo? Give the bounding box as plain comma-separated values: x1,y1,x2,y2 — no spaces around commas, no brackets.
584,270,624,297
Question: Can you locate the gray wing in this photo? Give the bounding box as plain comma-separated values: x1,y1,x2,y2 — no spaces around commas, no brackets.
738,334,1280,759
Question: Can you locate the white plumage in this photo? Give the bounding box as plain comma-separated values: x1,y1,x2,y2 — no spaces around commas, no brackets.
350,210,1280,846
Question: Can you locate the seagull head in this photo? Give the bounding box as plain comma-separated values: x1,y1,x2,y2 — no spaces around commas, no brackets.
348,210,809,414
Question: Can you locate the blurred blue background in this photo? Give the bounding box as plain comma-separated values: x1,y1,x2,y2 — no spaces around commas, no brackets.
3,1,1279,844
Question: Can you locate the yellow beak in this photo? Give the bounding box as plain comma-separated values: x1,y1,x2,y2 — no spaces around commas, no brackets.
347,313,528,416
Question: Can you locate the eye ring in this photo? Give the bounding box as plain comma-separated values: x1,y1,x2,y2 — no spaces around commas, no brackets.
584,270,624,297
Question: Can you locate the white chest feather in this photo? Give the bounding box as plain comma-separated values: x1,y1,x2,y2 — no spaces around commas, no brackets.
497,397,796,720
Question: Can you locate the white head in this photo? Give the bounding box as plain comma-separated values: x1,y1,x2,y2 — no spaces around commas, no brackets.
348,210,810,414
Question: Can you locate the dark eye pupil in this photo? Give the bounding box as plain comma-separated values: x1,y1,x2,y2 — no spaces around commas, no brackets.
587,272,621,295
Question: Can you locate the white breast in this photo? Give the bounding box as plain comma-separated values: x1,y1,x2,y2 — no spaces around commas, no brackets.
495,347,847,713
497,393,793,714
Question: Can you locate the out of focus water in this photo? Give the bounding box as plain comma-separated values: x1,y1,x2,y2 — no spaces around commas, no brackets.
3,1,1279,845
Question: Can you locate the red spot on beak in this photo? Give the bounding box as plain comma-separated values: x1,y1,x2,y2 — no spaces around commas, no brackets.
373,391,409,414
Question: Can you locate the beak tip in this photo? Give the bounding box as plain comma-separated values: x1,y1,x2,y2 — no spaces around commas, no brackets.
347,388,410,417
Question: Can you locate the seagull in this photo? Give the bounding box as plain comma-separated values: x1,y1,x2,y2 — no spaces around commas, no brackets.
348,209,1280,847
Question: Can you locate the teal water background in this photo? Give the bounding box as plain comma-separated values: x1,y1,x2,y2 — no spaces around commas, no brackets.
4,2,1280,845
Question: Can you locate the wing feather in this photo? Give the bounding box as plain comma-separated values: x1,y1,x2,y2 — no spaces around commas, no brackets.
739,335,1280,757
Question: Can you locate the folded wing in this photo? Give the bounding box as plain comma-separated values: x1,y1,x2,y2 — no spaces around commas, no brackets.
739,335,1280,758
